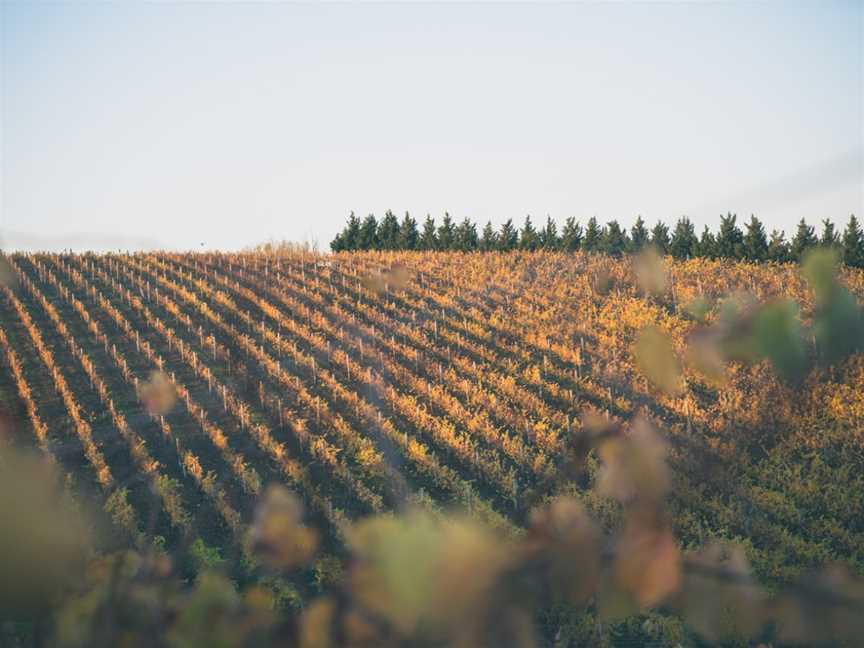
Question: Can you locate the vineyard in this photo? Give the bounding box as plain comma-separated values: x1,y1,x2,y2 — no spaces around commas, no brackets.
1,249,864,645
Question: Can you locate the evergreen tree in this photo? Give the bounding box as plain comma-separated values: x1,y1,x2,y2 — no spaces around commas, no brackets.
560,217,583,251
327,212,860,262
539,216,560,250
842,215,864,268
519,216,540,250
602,220,628,257
330,212,360,251
767,230,791,263
743,215,769,262
695,225,716,259
650,221,670,254
377,210,401,250
419,215,438,250
498,219,518,251
397,212,419,250
629,216,650,252
669,216,697,260
715,213,744,259
357,214,379,250
820,218,839,249
791,218,818,261
436,213,456,250
583,217,603,253
342,212,361,251
329,230,346,252
455,218,479,252
480,221,498,252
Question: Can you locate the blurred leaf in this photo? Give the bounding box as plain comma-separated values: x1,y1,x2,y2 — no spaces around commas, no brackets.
431,516,509,623
348,510,507,636
169,571,276,648
813,287,864,364
0,450,90,616
596,569,640,621
684,331,728,387
451,603,537,648
633,246,668,297
675,542,765,642
802,247,841,303
0,254,17,289
683,296,711,323
0,411,16,445
348,512,437,633
596,418,670,504
773,564,864,645
634,326,683,395
54,551,149,647
753,299,809,383
714,293,760,362
249,485,318,571
526,497,600,604
385,263,411,292
614,510,681,607
559,413,622,485
299,597,335,648
590,267,614,295
138,371,177,416
362,264,412,294
802,248,864,363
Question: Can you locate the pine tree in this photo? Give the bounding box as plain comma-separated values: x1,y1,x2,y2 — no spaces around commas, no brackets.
842,215,864,268
480,221,498,252
767,230,791,263
519,216,540,250
377,210,401,250
455,218,479,251
669,216,697,260
743,215,769,262
715,213,744,259
437,213,456,250
342,212,361,251
539,216,560,250
329,231,346,252
695,225,716,259
330,212,360,251
357,215,379,250
419,215,438,250
629,216,650,252
650,221,670,254
498,219,518,251
560,217,583,251
791,218,818,261
602,220,628,257
820,218,839,249
398,212,419,250
583,217,603,253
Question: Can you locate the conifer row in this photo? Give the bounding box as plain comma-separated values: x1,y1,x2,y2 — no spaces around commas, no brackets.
330,211,864,267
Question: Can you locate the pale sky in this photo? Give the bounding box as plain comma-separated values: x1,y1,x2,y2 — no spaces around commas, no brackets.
1,1,862,252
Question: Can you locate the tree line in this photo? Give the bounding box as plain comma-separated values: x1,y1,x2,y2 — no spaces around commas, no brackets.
330,211,864,267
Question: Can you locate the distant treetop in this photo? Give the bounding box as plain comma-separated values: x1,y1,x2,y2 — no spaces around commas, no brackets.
330,212,864,268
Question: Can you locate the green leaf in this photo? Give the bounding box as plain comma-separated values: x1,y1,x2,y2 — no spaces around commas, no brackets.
753,299,809,383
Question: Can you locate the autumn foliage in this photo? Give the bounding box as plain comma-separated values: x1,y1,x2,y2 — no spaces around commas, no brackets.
0,247,862,646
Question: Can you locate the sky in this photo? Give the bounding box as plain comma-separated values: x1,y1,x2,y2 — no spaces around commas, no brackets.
1,1,862,252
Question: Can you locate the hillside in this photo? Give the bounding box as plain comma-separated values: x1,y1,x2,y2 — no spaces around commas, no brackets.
1,250,863,645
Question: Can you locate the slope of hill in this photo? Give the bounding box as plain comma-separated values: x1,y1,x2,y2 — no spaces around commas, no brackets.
1,250,862,644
